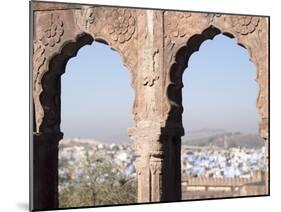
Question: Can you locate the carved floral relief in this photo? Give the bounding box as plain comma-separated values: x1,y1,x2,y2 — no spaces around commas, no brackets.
39,13,64,47
170,12,191,38
107,8,136,43
231,16,260,35
165,12,192,43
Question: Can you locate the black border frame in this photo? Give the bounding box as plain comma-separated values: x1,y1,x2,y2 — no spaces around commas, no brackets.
29,0,270,211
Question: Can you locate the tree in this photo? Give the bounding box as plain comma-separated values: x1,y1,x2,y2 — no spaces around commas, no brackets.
59,150,137,208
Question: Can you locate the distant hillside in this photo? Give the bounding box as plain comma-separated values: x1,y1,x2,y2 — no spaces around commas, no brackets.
183,128,226,140
183,130,264,149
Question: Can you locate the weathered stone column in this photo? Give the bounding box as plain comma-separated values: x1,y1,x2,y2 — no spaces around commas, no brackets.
128,126,183,202
127,9,183,202
128,127,163,202
31,132,62,210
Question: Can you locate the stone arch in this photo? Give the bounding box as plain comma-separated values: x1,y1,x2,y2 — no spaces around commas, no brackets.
33,32,137,210
31,5,139,210
38,33,135,134
166,25,258,128
163,14,268,201
33,6,139,135
39,33,93,133
163,14,268,142
31,3,269,209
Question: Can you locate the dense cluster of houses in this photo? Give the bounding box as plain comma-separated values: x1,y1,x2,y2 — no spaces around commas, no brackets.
59,138,265,187
181,146,265,178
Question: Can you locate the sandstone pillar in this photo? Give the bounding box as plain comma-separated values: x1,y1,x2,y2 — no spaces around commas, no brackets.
128,127,183,202
127,9,183,202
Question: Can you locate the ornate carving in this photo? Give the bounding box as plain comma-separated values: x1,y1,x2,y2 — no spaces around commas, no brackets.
33,43,46,86
150,139,164,153
143,73,159,86
39,13,64,47
81,6,96,30
205,13,222,22
33,42,46,132
74,6,95,31
107,8,136,43
150,162,162,175
143,49,160,86
169,12,191,37
149,160,163,201
164,12,192,46
231,16,260,35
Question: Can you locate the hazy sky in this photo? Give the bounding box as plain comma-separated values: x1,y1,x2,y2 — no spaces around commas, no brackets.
182,35,259,134
61,34,259,140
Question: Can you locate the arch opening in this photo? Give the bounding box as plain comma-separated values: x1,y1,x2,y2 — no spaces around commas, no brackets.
166,26,255,126
39,34,137,208
168,27,267,199
39,33,94,133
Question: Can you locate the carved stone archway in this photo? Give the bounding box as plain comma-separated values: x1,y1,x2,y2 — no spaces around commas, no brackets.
162,11,269,199
31,2,268,210
31,4,139,210
163,13,268,136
